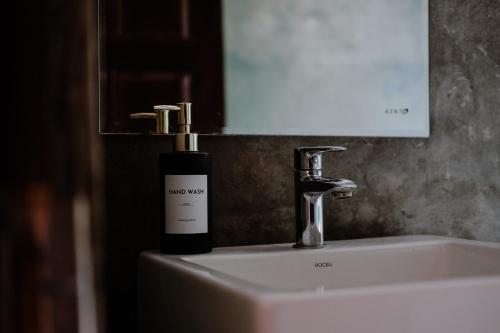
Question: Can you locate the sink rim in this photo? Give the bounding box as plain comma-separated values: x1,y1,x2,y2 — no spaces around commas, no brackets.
141,235,500,301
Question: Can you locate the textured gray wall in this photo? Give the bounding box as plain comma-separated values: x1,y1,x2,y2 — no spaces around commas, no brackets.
104,0,500,331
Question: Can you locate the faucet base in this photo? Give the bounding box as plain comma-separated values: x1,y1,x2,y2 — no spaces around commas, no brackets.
293,243,326,249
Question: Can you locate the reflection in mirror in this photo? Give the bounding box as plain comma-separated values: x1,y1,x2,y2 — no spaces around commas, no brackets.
99,0,224,134
99,0,429,137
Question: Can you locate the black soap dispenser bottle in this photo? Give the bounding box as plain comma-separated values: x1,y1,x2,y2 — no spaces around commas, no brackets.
158,102,212,254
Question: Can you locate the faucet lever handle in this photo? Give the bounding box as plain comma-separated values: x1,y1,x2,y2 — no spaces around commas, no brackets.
294,146,346,171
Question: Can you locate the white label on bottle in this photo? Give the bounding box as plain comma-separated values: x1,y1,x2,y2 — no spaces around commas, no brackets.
164,175,208,234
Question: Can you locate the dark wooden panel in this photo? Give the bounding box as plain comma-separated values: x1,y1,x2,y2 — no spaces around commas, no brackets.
106,39,194,70
189,0,224,133
109,0,188,38
122,0,183,37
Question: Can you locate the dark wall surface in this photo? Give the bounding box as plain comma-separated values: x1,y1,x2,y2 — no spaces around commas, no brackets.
104,1,500,331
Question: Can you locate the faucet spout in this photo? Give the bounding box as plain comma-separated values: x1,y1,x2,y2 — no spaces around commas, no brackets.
298,176,356,194
327,178,357,199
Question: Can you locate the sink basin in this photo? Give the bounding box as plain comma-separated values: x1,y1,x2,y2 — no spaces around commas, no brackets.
139,236,500,333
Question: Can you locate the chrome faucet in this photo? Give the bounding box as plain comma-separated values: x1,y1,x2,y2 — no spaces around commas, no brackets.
294,146,357,249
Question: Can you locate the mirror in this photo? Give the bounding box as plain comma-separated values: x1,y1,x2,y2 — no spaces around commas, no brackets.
99,0,429,137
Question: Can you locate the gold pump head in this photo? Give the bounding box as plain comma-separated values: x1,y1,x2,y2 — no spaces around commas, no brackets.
130,105,180,134
150,102,193,135
130,102,198,152
174,102,198,152
152,105,181,134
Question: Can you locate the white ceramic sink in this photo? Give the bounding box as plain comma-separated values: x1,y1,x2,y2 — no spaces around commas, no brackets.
139,236,500,333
